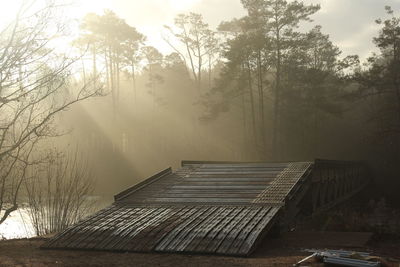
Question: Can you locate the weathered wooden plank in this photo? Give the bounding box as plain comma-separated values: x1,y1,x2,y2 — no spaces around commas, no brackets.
184,207,233,252
200,163,289,168
45,205,118,248
65,206,126,248
133,207,191,252
156,189,263,192
79,206,137,249
205,208,252,253
174,207,224,252
217,207,261,254
172,185,267,190
71,206,130,249
225,207,271,255
174,181,272,185
148,189,263,193
238,207,280,255
133,185,266,189
142,198,254,203
114,168,172,201
162,207,217,252
102,207,160,250
154,207,207,251
190,171,282,175
87,208,141,249
125,207,181,251
193,170,284,173
122,194,262,200
195,207,240,253
143,193,259,198
110,207,170,251
195,167,285,170
95,207,142,250
186,175,279,179
182,177,276,181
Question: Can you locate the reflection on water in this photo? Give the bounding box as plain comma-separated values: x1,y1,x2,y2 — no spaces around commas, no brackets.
0,196,110,240
0,208,35,239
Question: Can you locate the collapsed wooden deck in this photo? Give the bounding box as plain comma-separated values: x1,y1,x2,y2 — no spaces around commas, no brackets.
43,160,369,256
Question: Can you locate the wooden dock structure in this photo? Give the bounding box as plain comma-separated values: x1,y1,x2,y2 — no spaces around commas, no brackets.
43,159,369,256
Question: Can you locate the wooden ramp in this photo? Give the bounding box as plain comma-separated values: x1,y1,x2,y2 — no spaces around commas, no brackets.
43,160,369,256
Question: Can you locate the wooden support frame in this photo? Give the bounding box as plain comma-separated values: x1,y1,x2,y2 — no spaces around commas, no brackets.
310,160,370,214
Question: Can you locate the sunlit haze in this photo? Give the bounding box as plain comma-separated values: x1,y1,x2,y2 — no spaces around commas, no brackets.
2,1,400,261
2,0,400,59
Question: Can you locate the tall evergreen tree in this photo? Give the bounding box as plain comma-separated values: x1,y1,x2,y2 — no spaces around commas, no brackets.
241,0,320,158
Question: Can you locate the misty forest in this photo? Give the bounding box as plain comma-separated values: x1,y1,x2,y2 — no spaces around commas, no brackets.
1,0,400,253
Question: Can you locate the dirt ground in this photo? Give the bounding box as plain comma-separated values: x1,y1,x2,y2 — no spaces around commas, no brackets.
0,232,399,267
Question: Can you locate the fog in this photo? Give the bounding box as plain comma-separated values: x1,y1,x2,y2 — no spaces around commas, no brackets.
58,67,256,198
1,0,400,232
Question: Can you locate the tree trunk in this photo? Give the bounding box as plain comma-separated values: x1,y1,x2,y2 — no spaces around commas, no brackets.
0,205,17,224
108,47,116,118
131,63,136,103
257,50,266,153
182,31,198,84
116,57,120,104
247,60,257,148
208,54,212,90
197,45,202,90
273,28,281,160
81,58,86,84
92,44,97,87
240,64,247,159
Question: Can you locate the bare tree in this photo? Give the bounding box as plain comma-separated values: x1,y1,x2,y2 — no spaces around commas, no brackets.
163,13,219,90
25,149,95,235
0,0,102,224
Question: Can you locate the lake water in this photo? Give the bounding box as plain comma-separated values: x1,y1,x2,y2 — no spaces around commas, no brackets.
0,208,36,239
0,196,110,240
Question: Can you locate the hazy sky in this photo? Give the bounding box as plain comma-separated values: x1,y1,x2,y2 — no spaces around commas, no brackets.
3,0,400,60
75,0,400,61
